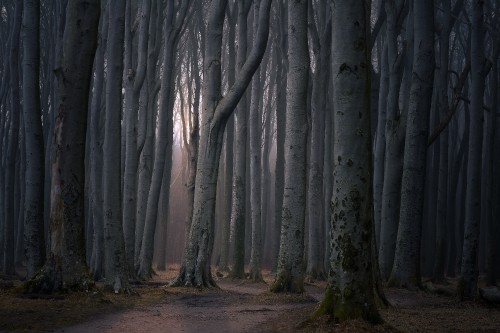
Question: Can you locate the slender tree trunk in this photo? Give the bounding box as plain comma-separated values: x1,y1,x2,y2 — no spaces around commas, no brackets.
3,0,22,276
388,0,435,289
460,0,485,300
122,0,150,274
137,0,189,280
89,2,108,280
248,0,264,282
378,0,406,279
219,11,235,271
270,0,309,294
373,43,388,248
229,0,251,279
103,0,128,292
271,0,287,273
135,0,160,267
23,0,47,279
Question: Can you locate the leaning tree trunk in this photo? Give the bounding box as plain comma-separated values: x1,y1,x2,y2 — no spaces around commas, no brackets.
103,0,128,292
171,0,272,288
460,0,485,300
388,0,435,289
137,0,189,280
26,0,100,293
23,0,47,279
315,0,381,323
270,0,309,294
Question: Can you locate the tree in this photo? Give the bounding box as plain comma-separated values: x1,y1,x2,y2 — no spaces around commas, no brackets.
248,0,264,282
3,0,22,276
136,0,190,280
122,0,151,274
102,0,128,292
460,0,485,300
229,0,252,279
315,0,381,323
22,0,46,279
171,0,272,288
270,0,309,293
305,0,330,281
388,0,435,289
26,0,100,293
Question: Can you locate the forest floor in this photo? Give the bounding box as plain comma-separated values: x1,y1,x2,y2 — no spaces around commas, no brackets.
1,266,500,332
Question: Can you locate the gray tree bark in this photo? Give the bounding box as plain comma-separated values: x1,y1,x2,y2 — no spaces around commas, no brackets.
89,1,109,280
378,0,407,279
122,0,150,274
248,0,264,282
270,0,309,294
305,0,330,281
135,0,161,267
3,0,22,276
137,0,189,280
22,0,46,279
26,0,100,293
460,0,485,300
103,0,128,292
272,0,287,272
229,0,251,279
171,0,272,288
315,0,381,322
388,0,435,289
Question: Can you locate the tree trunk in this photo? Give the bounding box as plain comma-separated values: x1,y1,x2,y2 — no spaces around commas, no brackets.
373,43,388,248
26,0,100,293
270,0,309,294
103,0,128,292
171,0,272,288
378,0,406,279
23,0,47,279
388,0,435,289
89,2,108,280
3,0,22,276
137,0,189,280
271,0,287,273
229,0,251,279
248,0,265,282
135,0,160,267
460,0,485,300
315,0,381,323
122,0,150,274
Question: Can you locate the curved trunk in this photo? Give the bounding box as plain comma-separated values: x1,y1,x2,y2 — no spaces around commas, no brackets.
172,0,272,288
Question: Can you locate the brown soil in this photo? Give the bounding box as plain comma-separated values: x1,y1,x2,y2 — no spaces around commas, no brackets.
1,268,499,332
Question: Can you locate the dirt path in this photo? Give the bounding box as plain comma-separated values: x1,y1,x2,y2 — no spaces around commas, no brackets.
57,280,320,333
